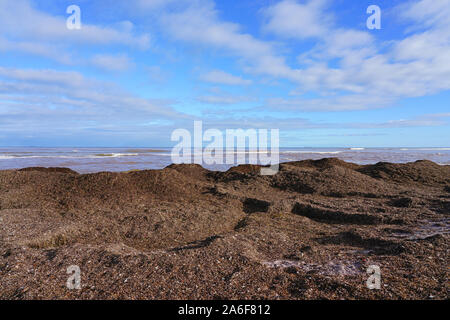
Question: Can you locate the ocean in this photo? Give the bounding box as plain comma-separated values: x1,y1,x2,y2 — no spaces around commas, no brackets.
0,147,449,173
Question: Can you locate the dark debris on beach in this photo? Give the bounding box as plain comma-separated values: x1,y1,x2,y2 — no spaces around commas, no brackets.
0,158,448,300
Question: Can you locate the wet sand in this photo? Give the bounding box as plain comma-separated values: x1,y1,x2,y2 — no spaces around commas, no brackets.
0,158,448,299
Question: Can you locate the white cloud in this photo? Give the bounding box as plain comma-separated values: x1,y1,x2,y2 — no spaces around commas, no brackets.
146,66,170,83
0,37,73,64
350,113,450,129
196,94,252,105
260,0,450,111
159,1,295,80
0,66,85,87
0,0,150,49
91,54,134,72
398,0,450,29
0,66,183,125
263,0,375,64
200,70,252,85
262,0,331,39
116,21,135,33
155,0,384,109
266,95,394,112
2,0,449,118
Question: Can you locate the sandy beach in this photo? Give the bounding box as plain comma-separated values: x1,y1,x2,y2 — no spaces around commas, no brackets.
0,158,448,299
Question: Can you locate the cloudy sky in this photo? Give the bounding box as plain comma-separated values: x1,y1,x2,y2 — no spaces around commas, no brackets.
0,0,449,147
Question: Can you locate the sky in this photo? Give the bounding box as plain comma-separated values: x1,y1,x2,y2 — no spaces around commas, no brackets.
0,0,449,147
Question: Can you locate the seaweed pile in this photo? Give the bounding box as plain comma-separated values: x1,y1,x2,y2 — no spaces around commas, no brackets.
0,159,448,299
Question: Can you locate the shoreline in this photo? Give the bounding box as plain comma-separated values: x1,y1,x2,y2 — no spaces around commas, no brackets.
2,148,450,173
1,158,449,175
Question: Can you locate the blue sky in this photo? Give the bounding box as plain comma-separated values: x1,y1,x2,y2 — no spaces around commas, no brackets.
0,0,449,147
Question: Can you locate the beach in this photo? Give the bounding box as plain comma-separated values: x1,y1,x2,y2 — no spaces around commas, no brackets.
0,158,448,299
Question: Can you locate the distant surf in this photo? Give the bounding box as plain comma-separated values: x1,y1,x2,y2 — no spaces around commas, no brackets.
0,147,449,173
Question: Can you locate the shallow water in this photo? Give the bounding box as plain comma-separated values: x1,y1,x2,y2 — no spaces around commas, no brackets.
0,147,449,173
389,218,450,240
262,259,363,277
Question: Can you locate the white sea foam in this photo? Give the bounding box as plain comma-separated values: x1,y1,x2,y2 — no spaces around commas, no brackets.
400,148,450,151
0,153,139,159
282,151,343,154
161,150,342,156
94,153,139,158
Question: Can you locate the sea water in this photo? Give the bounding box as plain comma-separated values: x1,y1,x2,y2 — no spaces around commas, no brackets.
0,147,449,173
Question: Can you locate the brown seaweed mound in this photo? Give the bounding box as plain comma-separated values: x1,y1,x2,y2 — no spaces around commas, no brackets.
0,159,448,300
